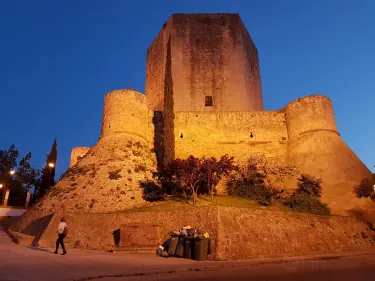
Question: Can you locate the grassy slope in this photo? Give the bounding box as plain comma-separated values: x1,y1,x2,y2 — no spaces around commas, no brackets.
105,195,293,214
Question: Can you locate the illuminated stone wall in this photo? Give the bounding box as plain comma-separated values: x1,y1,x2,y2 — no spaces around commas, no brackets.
173,110,287,162
69,146,91,168
146,13,263,112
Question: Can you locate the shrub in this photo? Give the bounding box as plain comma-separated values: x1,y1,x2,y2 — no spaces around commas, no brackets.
353,177,374,200
247,154,298,189
284,192,331,215
296,174,323,197
140,181,166,202
227,163,282,205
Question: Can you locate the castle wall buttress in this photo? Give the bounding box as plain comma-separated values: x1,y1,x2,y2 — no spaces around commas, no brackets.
284,95,372,214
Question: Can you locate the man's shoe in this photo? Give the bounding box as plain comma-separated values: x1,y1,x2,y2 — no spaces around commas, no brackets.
62,251,67,255
53,251,58,254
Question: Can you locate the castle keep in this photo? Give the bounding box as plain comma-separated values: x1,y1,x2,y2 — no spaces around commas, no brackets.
36,13,371,216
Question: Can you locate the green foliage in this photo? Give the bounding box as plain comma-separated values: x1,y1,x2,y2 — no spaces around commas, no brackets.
284,192,331,215
226,161,282,205
200,155,237,200
283,173,330,215
140,181,166,202
247,154,298,189
296,174,323,197
353,177,375,201
0,145,40,205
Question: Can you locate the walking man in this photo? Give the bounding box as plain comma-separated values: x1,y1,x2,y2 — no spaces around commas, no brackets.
54,217,68,255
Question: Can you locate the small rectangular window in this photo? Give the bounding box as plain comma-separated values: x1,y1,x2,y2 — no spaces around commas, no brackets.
205,96,213,107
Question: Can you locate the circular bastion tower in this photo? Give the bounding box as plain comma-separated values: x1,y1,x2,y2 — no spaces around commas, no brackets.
35,89,157,214
284,95,372,215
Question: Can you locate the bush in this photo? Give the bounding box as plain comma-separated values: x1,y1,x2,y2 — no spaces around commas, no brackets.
296,174,323,197
353,177,374,200
140,181,166,202
284,192,331,215
227,163,282,205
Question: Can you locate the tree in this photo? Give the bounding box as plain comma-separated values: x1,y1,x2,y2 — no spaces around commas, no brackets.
201,155,237,201
0,145,40,205
35,138,57,201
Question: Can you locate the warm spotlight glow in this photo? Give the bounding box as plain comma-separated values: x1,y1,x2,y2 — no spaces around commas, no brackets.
9,170,15,175
0,184,3,189
48,163,55,168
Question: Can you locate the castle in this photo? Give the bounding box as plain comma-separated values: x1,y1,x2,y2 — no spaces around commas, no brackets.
35,13,371,216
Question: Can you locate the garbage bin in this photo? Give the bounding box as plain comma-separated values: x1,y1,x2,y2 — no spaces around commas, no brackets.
184,237,193,259
174,237,185,258
167,234,179,256
193,237,209,261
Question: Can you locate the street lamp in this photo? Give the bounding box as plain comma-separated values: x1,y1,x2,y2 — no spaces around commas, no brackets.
9,170,15,175
47,163,55,182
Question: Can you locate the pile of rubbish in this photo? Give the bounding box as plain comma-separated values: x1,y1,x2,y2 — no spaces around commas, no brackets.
156,226,211,261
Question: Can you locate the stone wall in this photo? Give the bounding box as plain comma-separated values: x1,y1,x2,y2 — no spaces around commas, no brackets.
145,22,170,111
69,146,91,168
173,110,287,162
12,207,375,260
36,208,220,256
286,131,373,215
101,89,153,144
217,207,375,260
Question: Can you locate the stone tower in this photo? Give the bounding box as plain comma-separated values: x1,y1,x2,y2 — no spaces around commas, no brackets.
145,13,263,112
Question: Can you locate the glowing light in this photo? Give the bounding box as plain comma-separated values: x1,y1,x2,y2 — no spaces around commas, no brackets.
0,184,3,189
48,163,55,168
9,170,15,175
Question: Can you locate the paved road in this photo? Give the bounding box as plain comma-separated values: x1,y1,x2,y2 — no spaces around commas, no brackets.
1,225,375,281
112,256,375,281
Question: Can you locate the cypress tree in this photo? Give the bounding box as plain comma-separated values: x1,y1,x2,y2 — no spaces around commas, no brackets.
36,138,57,200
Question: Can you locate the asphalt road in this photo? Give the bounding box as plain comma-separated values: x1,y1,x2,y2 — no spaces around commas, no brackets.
1,225,375,281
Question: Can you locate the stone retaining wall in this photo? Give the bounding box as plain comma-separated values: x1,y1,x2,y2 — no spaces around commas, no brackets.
11,207,375,260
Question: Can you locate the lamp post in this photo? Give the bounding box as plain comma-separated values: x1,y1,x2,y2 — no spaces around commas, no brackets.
48,162,55,182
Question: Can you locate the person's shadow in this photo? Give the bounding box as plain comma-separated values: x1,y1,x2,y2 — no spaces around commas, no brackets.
26,246,52,253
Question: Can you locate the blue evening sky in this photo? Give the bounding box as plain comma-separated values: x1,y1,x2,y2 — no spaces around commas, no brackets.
0,0,374,178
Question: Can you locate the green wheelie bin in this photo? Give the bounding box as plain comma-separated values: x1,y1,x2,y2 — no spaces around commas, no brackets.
167,234,179,256
184,237,193,259
193,237,209,261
